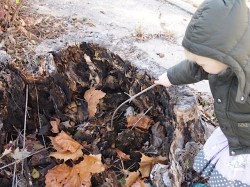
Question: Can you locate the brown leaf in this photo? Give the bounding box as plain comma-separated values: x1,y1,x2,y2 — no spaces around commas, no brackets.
45,154,105,187
139,153,167,178
50,148,83,162
84,88,106,117
49,131,83,161
127,114,152,130
115,148,130,161
45,163,72,187
125,171,140,187
50,118,60,133
75,154,105,183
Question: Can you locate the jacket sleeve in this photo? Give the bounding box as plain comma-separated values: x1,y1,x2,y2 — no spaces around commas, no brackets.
167,59,208,85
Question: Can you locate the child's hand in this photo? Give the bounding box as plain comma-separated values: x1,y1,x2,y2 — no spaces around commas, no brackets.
154,72,172,87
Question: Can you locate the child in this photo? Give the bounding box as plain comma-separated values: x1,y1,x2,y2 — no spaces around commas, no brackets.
155,0,250,186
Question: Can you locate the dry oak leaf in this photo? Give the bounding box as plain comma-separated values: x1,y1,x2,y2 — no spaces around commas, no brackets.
75,154,105,185
139,153,167,178
45,154,105,187
50,118,60,133
127,114,152,130
49,131,83,161
125,171,140,187
84,88,106,117
115,148,131,161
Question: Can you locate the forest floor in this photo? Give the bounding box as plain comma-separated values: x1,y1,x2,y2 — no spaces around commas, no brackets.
0,0,218,186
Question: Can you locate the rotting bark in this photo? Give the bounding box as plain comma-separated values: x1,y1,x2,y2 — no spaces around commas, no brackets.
0,42,211,186
167,86,206,187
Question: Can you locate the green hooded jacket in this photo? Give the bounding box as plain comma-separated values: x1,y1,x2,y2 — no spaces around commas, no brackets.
167,0,250,155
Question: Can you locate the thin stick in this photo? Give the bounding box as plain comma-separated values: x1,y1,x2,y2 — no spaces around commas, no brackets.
12,162,16,187
21,85,29,173
131,106,152,130
15,175,17,187
33,74,47,148
110,83,158,128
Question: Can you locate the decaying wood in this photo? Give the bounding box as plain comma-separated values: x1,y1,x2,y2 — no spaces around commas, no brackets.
0,41,212,186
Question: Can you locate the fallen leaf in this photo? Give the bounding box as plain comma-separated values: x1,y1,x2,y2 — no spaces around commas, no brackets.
61,121,73,129
50,118,60,133
49,131,83,161
131,179,148,187
10,148,31,161
50,148,83,162
45,163,76,187
127,114,152,130
0,147,12,159
26,139,44,152
125,171,140,187
84,54,92,64
45,154,105,187
50,131,82,152
25,133,45,152
32,168,40,179
115,148,130,161
84,88,106,117
139,153,167,178
76,154,105,185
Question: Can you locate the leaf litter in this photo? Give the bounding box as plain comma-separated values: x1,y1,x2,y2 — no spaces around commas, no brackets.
0,41,172,186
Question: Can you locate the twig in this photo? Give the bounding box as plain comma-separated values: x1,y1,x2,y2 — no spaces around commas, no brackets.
22,85,29,148
33,74,47,148
12,162,17,187
131,106,152,130
24,159,33,187
0,161,18,171
110,83,159,128
15,175,17,187
21,85,28,173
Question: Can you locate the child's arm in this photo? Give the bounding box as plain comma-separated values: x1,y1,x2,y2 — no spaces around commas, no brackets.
156,59,208,87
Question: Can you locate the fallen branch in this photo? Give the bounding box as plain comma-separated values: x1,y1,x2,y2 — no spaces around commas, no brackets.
110,83,159,128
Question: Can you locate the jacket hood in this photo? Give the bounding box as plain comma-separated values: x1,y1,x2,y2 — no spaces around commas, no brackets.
182,0,250,103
